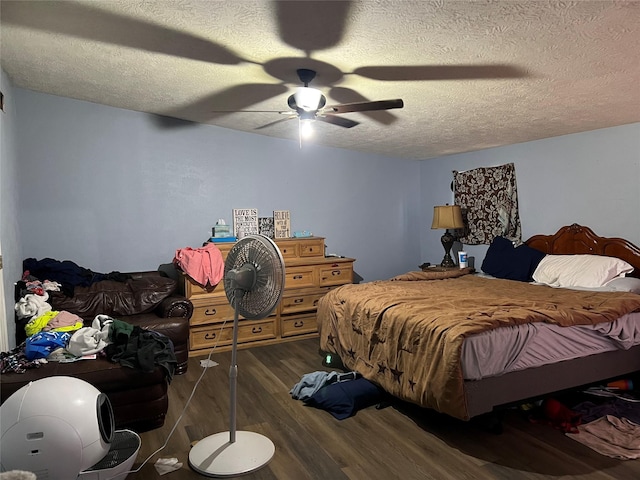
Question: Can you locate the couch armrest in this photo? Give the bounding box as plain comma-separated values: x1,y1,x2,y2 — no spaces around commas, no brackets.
154,294,193,319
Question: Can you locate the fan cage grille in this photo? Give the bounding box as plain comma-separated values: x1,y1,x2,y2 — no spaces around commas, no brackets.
224,235,285,320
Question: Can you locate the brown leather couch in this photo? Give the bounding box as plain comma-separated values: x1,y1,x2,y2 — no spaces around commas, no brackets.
43,270,192,374
4,270,193,432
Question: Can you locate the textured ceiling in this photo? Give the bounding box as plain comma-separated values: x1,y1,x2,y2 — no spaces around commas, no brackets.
1,0,639,160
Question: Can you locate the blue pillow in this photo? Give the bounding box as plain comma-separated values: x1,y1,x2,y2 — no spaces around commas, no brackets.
305,377,384,420
481,236,546,282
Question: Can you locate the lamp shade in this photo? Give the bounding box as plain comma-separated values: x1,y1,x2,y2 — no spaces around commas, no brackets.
293,87,323,111
431,205,464,230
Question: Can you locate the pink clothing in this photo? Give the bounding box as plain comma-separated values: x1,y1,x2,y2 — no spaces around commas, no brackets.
43,310,84,331
174,243,225,287
567,415,640,460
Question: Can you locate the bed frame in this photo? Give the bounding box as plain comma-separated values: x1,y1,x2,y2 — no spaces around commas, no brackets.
464,223,640,417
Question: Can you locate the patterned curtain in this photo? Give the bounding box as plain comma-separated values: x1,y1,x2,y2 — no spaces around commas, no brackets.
453,163,521,245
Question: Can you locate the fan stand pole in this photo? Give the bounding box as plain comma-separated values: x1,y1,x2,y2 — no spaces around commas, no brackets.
188,291,275,478
229,296,239,443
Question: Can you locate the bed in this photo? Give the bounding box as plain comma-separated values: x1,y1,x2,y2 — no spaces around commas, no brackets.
316,224,640,420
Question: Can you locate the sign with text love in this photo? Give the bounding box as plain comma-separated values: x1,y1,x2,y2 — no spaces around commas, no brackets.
232,208,258,239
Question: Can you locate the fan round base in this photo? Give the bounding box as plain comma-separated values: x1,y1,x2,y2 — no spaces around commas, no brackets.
188,431,275,477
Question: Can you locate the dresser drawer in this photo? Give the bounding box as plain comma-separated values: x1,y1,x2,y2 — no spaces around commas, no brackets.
214,242,234,260
190,318,276,350
236,319,276,343
280,288,330,315
281,314,318,337
319,262,353,286
277,242,299,260
285,266,317,289
275,237,325,260
182,274,226,298
298,238,325,258
190,298,237,326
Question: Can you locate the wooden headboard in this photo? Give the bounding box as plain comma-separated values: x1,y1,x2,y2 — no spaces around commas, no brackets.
526,224,640,278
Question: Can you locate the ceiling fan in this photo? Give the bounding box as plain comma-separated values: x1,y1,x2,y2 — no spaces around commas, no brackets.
217,68,404,145
286,68,404,127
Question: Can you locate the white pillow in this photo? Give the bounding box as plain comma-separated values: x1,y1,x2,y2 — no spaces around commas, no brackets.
564,276,640,293
603,276,640,294
532,254,634,288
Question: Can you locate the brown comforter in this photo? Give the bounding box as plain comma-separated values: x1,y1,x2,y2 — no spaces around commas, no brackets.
316,274,640,420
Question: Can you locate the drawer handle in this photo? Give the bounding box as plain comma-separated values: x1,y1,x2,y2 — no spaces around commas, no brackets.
313,299,319,306
293,274,303,280
294,298,304,304
332,270,341,276
294,320,305,328
252,326,263,334
205,308,217,316
331,263,339,267
204,332,217,340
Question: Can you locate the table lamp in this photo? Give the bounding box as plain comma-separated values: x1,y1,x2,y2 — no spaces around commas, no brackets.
431,205,464,267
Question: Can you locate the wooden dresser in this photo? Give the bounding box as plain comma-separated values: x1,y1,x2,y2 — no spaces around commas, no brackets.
180,236,355,356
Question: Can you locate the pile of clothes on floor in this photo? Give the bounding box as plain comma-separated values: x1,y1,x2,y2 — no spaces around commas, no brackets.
290,370,386,420
528,380,640,460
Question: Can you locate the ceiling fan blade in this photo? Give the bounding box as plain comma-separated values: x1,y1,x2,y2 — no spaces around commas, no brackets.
2,1,247,65
274,1,353,52
352,65,527,81
161,83,289,124
212,110,294,114
327,87,400,125
255,116,297,130
327,99,404,114
317,115,359,129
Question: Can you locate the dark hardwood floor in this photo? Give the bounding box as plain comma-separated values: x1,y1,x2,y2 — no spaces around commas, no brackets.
129,338,639,480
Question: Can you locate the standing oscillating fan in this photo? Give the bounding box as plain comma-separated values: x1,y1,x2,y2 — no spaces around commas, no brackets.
189,235,285,477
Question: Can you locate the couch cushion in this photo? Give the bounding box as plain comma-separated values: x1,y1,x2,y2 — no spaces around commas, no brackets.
50,276,177,321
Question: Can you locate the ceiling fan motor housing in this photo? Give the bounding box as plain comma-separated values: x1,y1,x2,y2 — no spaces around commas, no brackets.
296,68,317,86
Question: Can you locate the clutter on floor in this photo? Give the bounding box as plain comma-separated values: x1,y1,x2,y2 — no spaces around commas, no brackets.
526,377,639,459
154,457,184,475
291,371,385,419
566,415,640,460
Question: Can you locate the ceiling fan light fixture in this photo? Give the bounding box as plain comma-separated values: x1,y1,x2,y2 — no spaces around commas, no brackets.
293,87,323,111
299,118,314,139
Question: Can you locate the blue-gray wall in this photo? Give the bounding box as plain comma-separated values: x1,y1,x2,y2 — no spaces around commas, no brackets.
14,88,422,283
420,123,640,268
